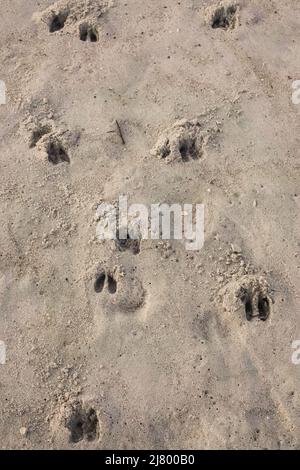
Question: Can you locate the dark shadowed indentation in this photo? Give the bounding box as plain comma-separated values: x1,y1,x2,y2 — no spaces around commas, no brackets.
211,5,237,30
79,23,99,42
258,296,270,321
179,137,198,161
161,139,171,159
67,406,99,443
244,294,253,321
47,139,70,164
29,125,51,148
49,11,69,33
94,273,106,293
240,287,271,322
115,230,140,254
107,274,117,294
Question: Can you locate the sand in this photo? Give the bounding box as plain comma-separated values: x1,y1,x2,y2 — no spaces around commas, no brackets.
0,0,300,450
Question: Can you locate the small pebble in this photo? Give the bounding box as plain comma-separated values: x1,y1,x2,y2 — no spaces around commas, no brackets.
20,427,28,437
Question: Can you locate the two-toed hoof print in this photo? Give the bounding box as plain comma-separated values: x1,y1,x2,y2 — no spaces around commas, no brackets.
115,230,141,255
50,398,107,447
94,271,117,295
221,275,272,323
29,125,70,165
151,119,206,163
236,277,272,322
209,2,239,30
240,289,270,322
94,267,145,313
46,138,70,164
42,3,99,42
79,23,99,42
49,10,69,33
29,124,52,149
158,136,199,162
66,403,99,444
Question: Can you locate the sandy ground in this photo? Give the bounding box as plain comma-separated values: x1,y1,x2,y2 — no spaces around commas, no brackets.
1,0,300,450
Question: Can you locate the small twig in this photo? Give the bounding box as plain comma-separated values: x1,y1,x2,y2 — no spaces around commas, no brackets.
115,120,125,145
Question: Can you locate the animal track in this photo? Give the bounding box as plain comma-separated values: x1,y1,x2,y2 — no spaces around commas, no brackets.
66,403,99,443
94,271,117,295
221,275,272,322
25,116,77,165
107,274,117,294
257,296,270,321
178,137,198,161
93,267,145,313
29,124,52,148
94,272,106,293
241,291,270,321
240,289,270,322
151,119,206,163
49,10,69,33
210,2,239,30
115,230,141,255
79,23,99,42
46,137,70,164
39,1,111,40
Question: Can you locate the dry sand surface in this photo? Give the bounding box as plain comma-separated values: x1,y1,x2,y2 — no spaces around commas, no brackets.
1,0,300,450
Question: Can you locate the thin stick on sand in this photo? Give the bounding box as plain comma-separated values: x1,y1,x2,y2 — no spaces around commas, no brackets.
115,120,125,145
